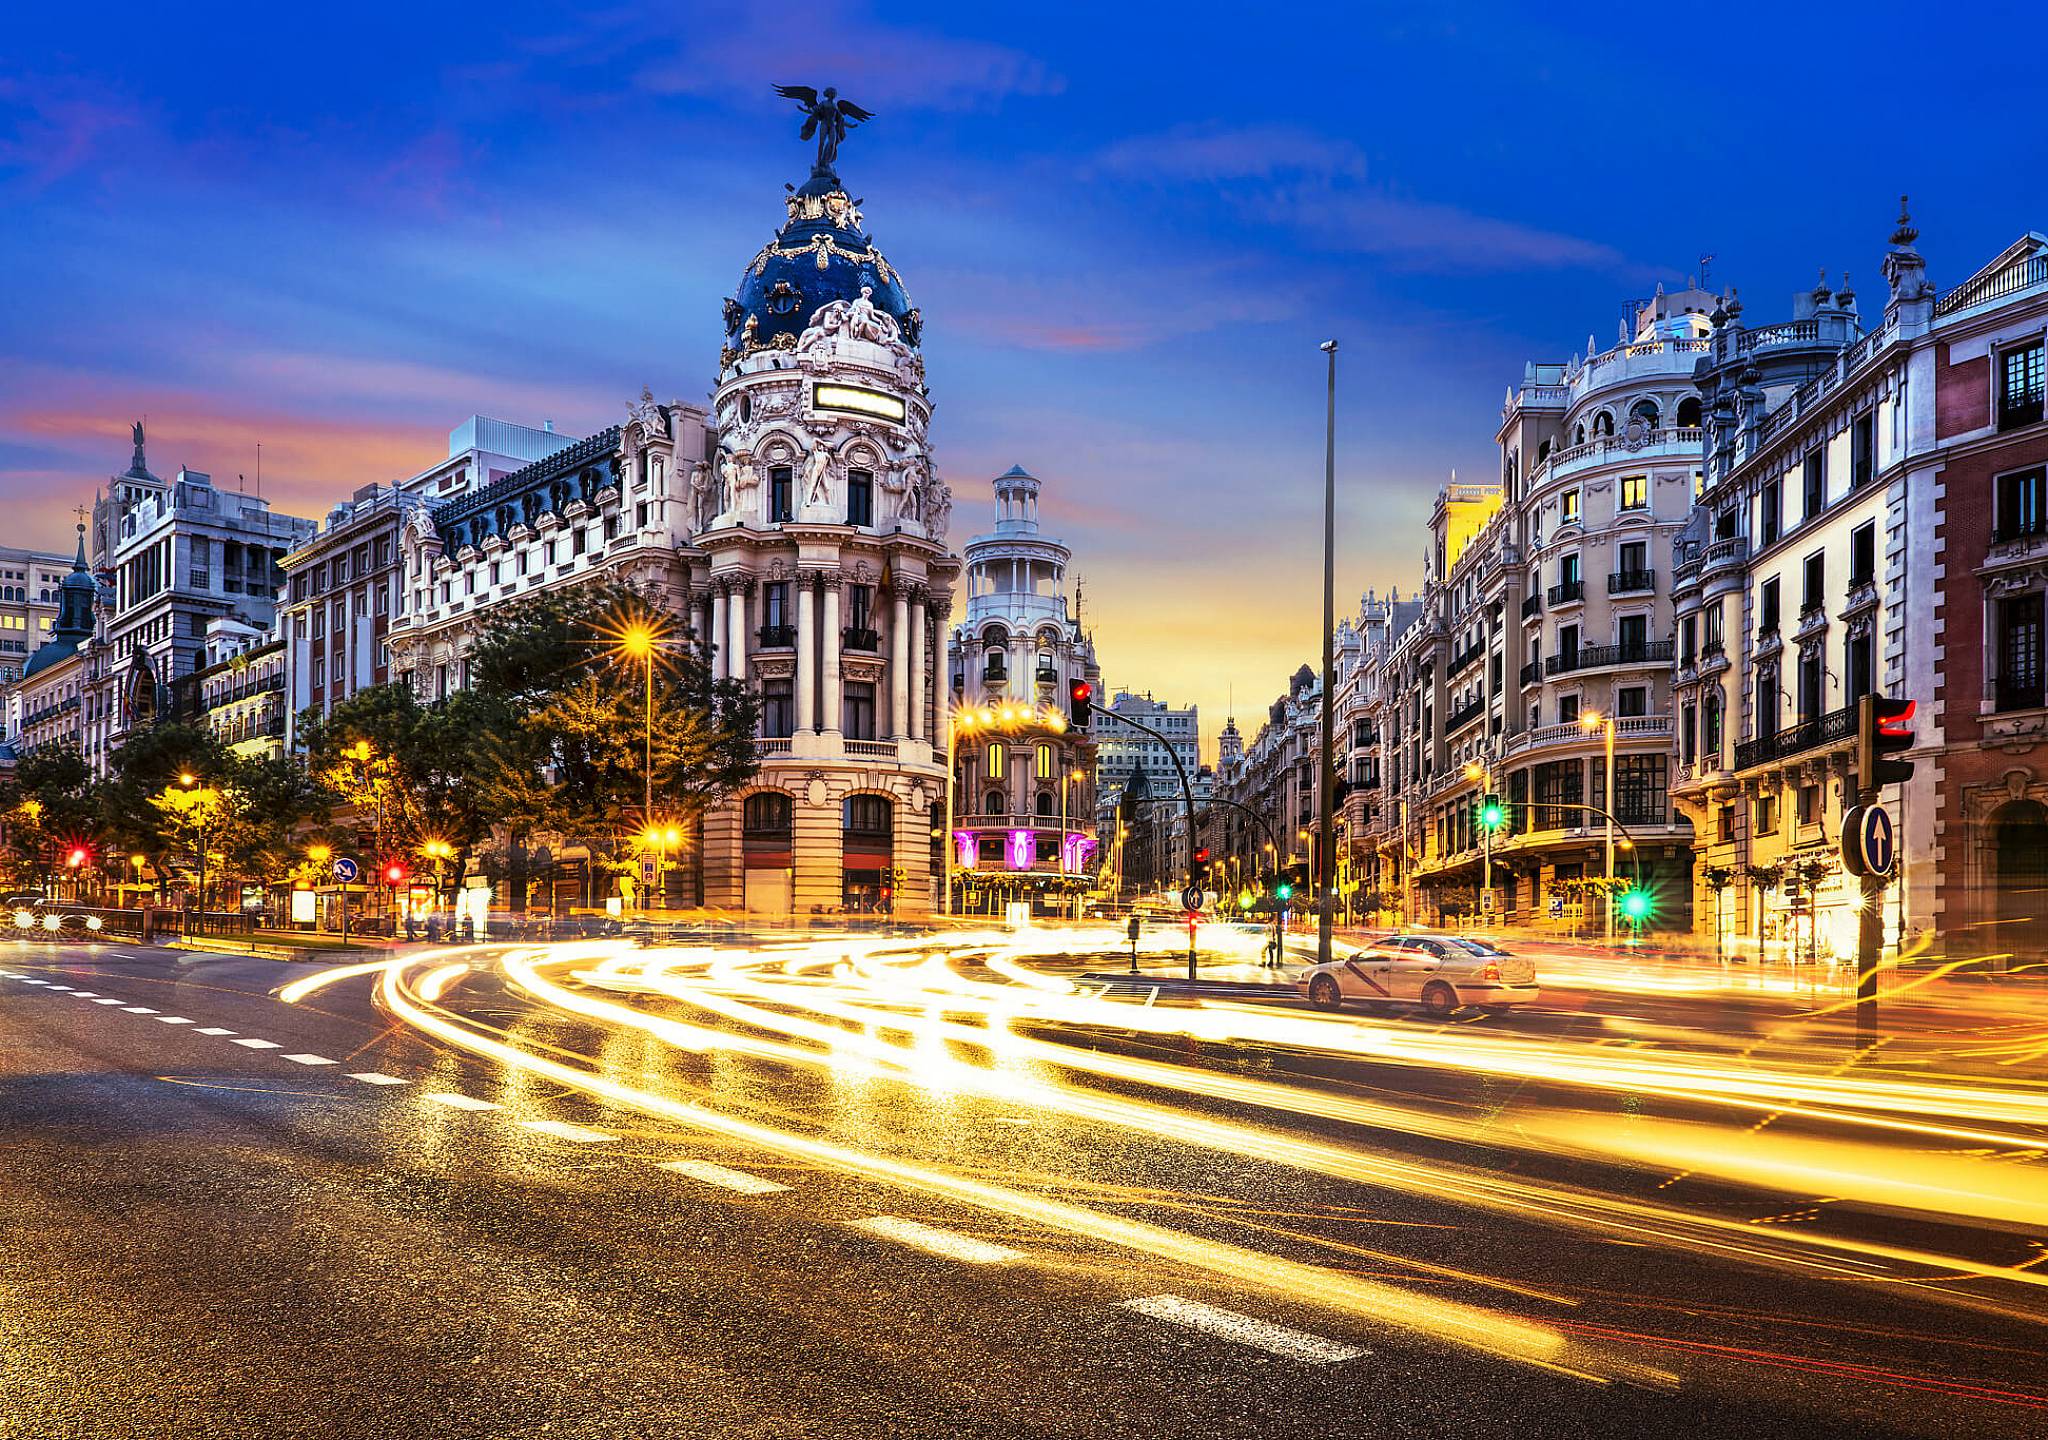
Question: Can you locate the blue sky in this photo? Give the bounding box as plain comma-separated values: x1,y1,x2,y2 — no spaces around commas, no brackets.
4,2,2043,752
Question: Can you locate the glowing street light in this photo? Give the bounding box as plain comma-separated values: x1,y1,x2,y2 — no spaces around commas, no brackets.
1581,709,1618,946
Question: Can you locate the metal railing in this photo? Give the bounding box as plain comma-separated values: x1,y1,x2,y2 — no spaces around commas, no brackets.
1547,579,1585,606
1521,593,1543,619
1608,568,1655,594
1545,639,1674,675
1732,702,1857,770
757,624,797,647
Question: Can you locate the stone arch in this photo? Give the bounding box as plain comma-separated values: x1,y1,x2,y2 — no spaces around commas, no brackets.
1990,798,2048,961
1676,396,1703,428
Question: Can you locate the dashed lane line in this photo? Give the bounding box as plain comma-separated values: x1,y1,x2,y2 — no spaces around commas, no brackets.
847,1215,1024,1265
119,1006,158,1014
46,985,74,992
423,1092,499,1112
195,1027,235,1036
657,1159,791,1196
520,1120,618,1144
69,992,100,998
346,1072,408,1086
1118,1295,1368,1364
155,1016,195,1025
89,998,125,1006
282,1053,337,1066
229,1038,283,1050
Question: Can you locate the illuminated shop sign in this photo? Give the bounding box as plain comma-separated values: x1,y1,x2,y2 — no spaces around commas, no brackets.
812,382,906,423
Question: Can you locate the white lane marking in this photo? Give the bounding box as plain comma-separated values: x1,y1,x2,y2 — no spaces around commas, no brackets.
659,1159,790,1195
847,1215,1023,1265
46,985,74,991
423,1092,499,1111
155,1016,195,1025
346,1072,408,1086
195,1027,235,1036
90,997,125,1005
520,1120,617,1144
120,1006,158,1014
282,1053,337,1066
1119,1295,1368,1364
230,1038,283,1050
69,991,99,998
21,979,50,986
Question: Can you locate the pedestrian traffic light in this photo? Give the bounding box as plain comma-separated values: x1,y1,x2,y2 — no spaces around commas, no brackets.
1478,795,1505,831
1191,845,1210,879
1857,694,1916,793
1069,679,1093,728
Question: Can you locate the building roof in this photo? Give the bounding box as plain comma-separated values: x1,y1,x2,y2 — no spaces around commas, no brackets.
723,167,919,358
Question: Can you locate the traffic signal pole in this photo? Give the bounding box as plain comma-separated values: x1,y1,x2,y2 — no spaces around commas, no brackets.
1317,339,1339,970
1849,694,1916,1051
1086,701,1201,979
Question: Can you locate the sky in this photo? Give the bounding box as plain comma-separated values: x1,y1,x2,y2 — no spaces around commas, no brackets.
5,1,2046,757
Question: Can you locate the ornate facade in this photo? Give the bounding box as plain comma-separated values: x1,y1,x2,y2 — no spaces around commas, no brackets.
943,466,1099,912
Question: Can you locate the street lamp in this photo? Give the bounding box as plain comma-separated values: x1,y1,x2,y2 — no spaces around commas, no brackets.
1580,709,1617,946
1464,757,1501,922
616,621,659,829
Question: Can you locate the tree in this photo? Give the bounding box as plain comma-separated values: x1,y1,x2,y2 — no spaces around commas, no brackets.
0,746,101,894
97,724,231,898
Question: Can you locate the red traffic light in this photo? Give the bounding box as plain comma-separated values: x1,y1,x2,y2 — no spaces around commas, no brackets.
1192,847,1211,865
383,862,408,885
1877,699,1916,736
1068,679,1093,727
65,846,90,868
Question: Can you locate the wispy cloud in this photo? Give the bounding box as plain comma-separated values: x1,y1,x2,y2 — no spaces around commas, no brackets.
1091,123,1368,183
0,75,141,188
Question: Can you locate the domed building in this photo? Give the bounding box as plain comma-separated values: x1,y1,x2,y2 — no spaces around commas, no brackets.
692,146,960,918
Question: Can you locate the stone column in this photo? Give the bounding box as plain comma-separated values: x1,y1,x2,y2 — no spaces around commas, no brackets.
890,587,911,738
709,586,728,682
821,573,843,735
908,585,927,741
727,577,752,686
795,574,816,731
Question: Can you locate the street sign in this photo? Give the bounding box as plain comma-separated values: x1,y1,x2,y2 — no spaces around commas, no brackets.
1180,885,1204,912
332,856,360,884
1842,803,1896,878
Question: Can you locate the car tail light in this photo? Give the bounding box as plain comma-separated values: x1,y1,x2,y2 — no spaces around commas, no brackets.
1477,962,1501,982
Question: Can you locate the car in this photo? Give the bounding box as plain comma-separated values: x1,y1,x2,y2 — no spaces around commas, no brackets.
1298,934,1539,1017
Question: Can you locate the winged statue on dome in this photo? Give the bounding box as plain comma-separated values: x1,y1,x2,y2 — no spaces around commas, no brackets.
773,85,874,174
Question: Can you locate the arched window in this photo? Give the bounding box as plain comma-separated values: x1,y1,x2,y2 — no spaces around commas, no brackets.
985,743,1006,779
1035,743,1053,779
843,794,892,837
1629,399,1660,430
984,789,1006,817
1593,411,1615,438
1676,397,1703,428
1036,791,1055,817
1573,424,1586,446
743,792,793,838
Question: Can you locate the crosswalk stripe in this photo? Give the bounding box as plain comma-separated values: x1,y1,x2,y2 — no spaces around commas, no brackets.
658,1159,790,1195
1119,1295,1367,1363
847,1215,1022,1265
346,1072,409,1086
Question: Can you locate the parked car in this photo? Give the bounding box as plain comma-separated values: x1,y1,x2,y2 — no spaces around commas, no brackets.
1298,934,1539,1017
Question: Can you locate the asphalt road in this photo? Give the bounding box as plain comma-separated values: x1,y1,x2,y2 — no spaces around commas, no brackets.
2,936,2044,1439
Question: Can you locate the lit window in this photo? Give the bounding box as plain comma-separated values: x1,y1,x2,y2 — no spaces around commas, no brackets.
986,743,1006,779
1562,490,1581,524
1619,475,1647,511
1035,743,1053,779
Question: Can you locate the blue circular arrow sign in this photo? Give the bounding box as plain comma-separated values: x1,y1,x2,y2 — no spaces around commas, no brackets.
332,856,360,884
1842,805,1895,878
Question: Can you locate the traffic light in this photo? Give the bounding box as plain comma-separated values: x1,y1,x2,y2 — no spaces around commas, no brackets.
1273,872,1294,902
1478,794,1506,831
1857,695,1916,794
1619,888,1653,924
383,860,409,886
65,845,90,869
1069,679,1093,728
1191,846,1211,886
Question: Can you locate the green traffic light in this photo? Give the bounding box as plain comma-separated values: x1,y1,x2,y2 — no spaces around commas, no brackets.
1479,804,1505,829
1620,889,1652,921
1274,881,1294,901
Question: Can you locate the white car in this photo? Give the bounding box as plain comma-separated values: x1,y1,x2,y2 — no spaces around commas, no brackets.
1299,935,1539,1017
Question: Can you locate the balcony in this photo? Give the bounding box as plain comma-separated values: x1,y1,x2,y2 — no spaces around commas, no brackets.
1545,640,1674,676
1521,593,1543,620
1732,703,1857,771
1547,579,1585,607
1446,696,1487,731
1999,392,2045,433
1450,641,1485,675
1502,713,1671,759
754,736,793,757
843,627,882,652
756,624,797,648
1992,518,2047,545
1608,568,1655,595
1994,674,2046,713
1519,659,1541,686
1702,537,1748,576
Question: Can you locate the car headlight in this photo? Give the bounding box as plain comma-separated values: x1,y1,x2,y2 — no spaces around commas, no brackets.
13,909,32,929
85,915,103,932
41,914,61,931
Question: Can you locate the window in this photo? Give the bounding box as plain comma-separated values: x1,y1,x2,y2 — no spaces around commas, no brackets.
1532,760,1582,831
1802,552,1825,614
1560,552,1581,585
1677,397,1703,429
1035,743,1054,779
1562,489,1581,524
1617,686,1647,718
761,679,794,737
1681,702,1697,763
1798,651,1823,723
1557,693,1580,726
1759,577,1781,635
1680,616,1697,666
1803,450,1825,520
1798,783,1821,826
769,466,794,522
1614,754,1666,825
1618,539,1647,577
1717,804,1735,844
2000,342,2044,430
1851,413,1875,488
743,792,793,838
847,468,873,526
1714,508,1737,541
844,794,890,837
1619,474,1647,511
983,789,1006,817
1846,629,1874,707
1754,791,1778,836
1617,613,1647,657
1558,623,1579,666
842,681,876,739
1997,593,2044,711
848,583,873,633
764,581,789,629
1760,479,1782,545
1756,661,1779,729
1704,690,1723,752
985,743,1006,779
1996,467,2047,542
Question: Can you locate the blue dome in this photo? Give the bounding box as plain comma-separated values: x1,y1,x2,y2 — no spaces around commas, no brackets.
723,177,919,358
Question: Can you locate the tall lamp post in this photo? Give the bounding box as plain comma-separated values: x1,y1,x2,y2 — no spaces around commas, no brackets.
177,771,207,916
1316,337,1339,967
1463,756,1501,922
1580,710,1618,946
617,623,658,828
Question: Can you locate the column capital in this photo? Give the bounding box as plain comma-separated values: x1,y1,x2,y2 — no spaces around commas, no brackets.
804,568,843,591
